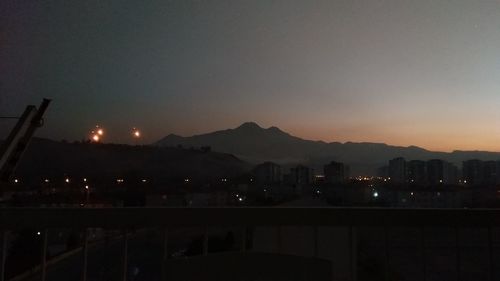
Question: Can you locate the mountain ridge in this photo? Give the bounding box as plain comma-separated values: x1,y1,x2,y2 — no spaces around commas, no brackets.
155,122,500,175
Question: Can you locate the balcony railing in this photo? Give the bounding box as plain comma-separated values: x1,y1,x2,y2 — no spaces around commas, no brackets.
1,207,500,281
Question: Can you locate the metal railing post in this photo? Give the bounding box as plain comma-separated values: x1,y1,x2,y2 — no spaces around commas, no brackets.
349,226,357,281
421,227,427,281
41,229,48,281
0,231,6,281
203,227,208,256
276,227,283,253
313,226,319,257
122,230,129,281
161,228,169,281
241,227,247,252
384,227,390,281
81,229,89,281
455,227,460,281
488,227,493,281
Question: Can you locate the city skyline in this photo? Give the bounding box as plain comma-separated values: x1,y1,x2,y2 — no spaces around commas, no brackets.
2,0,500,151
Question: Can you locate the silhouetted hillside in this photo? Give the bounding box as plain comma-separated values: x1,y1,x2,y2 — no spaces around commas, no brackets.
13,138,250,185
156,122,500,175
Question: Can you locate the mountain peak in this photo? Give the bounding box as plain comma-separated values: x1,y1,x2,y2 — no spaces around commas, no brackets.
236,122,263,130
267,126,285,134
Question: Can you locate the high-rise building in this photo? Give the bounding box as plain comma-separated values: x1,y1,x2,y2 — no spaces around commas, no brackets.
288,165,312,185
463,160,499,186
254,162,281,184
388,157,407,183
377,166,389,178
427,159,458,185
427,159,444,185
324,161,349,184
463,160,485,185
407,160,427,185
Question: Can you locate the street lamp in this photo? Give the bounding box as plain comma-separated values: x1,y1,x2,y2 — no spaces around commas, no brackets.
91,134,100,142
96,125,104,136
90,125,104,143
132,127,141,145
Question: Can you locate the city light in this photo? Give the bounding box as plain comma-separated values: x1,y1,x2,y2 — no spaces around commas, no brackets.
14,179,18,183
132,127,141,138
373,191,379,198
65,178,70,183
44,179,50,183
96,125,104,136
85,185,89,190
90,125,103,142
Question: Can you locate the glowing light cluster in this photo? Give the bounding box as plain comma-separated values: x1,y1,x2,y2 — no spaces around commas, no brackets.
90,125,104,143
132,127,141,138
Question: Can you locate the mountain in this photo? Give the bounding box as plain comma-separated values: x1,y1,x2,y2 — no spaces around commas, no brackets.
156,122,500,175
13,138,250,185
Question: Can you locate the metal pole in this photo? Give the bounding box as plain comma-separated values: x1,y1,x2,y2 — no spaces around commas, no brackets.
0,231,7,281
241,227,247,252
455,227,460,281
488,227,493,281
82,229,89,281
203,228,208,256
41,229,48,281
421,227,427,281
349,226,357,281
384,227,390,281
313,226,319,257
122,230,128,281
161,228,169,281
276,227,282,253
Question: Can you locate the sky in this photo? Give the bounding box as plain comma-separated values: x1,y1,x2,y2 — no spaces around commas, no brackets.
1,0,500,152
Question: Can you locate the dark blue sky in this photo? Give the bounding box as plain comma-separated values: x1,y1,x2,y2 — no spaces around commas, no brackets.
2,0,500,151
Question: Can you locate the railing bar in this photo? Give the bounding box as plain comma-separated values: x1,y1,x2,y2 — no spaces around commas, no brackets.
384,226,389,281
313,226,319,258
0,231,6,281
41,229,48,281
349,226,356,281
276,227,283,253
161,228,169,281
122,229,129,281
421,227,427,281
488,226,493,281
203,227,208,256
82,228,89,281
241,227,247,252
455,227,460,281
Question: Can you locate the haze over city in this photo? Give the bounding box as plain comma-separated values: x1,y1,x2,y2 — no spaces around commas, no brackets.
3,0,500,151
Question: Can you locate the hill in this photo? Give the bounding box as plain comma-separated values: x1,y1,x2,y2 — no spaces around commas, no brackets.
13,138,250,185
